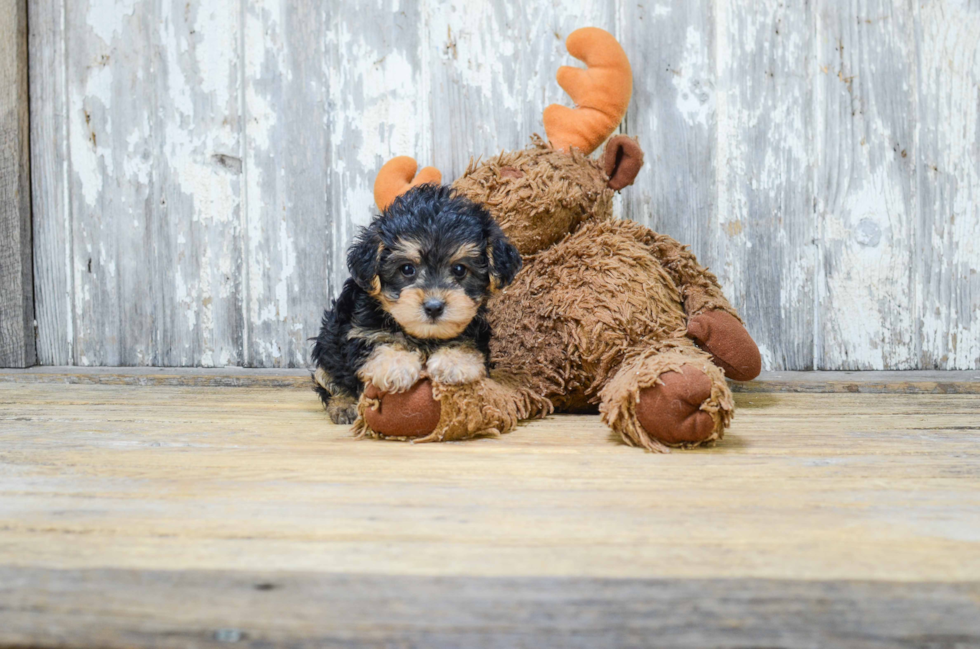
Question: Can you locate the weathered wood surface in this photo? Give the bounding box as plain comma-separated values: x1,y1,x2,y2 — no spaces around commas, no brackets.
715,0,814,370
27,0,70,366
1,383,979,578
2,569,979,649
0,381,979,645
28,0,980,369
0,0,35,368
3,367,980,393
917,0,980,369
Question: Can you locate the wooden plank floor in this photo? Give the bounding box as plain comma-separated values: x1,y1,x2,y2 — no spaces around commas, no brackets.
1,372,979,647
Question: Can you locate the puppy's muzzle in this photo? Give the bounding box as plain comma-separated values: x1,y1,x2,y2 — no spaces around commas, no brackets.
423,297,446,320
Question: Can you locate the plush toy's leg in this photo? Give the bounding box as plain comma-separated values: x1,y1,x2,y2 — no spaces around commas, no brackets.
354,375,550,443
687,309,762,381
599,338,733,453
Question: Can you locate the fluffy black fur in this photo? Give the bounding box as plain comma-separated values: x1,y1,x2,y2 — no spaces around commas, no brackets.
312,184,522,421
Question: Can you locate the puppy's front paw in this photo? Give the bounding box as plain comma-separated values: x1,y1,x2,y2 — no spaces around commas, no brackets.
426,347,487,385
327,394,358,425
358,346,423,393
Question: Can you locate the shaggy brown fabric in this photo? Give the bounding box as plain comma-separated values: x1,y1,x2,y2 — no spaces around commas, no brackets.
598,336,733,453
603,135,644,190
687,310,763,381
449,137,751,449
354,374,550,443
453,136,613,257
486,218,688,412
624,223,742,322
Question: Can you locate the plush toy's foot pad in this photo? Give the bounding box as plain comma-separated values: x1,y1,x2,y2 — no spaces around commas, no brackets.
635,365,715,445
687,310,762,381
362,380,442,438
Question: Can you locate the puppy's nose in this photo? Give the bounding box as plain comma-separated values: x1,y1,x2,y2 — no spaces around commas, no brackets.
423,298,446,319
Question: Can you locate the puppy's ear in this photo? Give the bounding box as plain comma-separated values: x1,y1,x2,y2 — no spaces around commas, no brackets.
487,223,522,289
347,224,384,294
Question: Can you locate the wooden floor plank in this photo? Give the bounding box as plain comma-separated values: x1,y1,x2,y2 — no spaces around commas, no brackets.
3,367,980,393
1,567,978,649
1,382,978,581
1,377,979,646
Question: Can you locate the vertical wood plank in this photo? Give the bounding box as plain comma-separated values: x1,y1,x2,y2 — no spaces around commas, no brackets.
243,0,427,368
915,0,980,369
241,0,329,367
619,1,716,264
28,0,72,365
422,0,614,179
66,0,244,366
423,1,517,177
713,0,815,369
0,0,35,368
812,0,917,369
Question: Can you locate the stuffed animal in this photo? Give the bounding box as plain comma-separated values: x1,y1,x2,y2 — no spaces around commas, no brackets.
354,27,761,452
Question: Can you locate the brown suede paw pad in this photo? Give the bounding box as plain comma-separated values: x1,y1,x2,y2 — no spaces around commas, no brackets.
635,365,715,446
362,380,442,438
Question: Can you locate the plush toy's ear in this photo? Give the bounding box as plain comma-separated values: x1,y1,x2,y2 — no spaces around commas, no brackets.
603,135,644,190
374,156,442,212
487,223,523,290
347,223,384,294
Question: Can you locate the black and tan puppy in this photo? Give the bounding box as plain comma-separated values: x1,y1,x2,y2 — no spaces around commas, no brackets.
312,184,522,424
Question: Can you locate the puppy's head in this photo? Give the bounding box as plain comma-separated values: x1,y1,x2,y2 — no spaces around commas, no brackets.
348,184,522,340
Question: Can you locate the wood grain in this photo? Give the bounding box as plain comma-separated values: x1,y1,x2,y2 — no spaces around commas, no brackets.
1,381,978,581
3,367,980,393
0,0,35,368
62,0,244,366
715,0,814,371
813,0,917,369
1,568,978,648
1,378,979,645
28,0,71,366
620,0,716,255
27,0,980,370
915,1,980,368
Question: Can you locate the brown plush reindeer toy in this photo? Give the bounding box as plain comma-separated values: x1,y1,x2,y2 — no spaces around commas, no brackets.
355,27,761,452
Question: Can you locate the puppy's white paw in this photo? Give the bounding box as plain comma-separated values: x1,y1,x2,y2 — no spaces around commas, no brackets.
358,346,423,393
426,347,487,386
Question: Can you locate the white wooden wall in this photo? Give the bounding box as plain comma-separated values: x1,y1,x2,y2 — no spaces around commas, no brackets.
28,0,980,369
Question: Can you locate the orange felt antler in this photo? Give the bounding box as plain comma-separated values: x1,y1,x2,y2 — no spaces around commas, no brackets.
543,27,632,155
373,157,442,212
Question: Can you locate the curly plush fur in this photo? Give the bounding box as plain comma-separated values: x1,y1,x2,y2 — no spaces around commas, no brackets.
462,139,740,448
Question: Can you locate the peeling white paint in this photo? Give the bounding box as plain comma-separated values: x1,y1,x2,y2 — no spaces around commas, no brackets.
673,27,713,128
86,0,140,45
33,0,980,370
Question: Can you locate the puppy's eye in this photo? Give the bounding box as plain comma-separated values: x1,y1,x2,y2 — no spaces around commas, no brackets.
400,264,416,278
451,263,468,279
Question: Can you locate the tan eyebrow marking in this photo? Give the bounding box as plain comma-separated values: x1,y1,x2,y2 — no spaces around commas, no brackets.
449,243,480,265
390,238,423,264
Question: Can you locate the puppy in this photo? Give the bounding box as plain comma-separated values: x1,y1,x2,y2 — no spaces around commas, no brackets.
312,184,522,425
